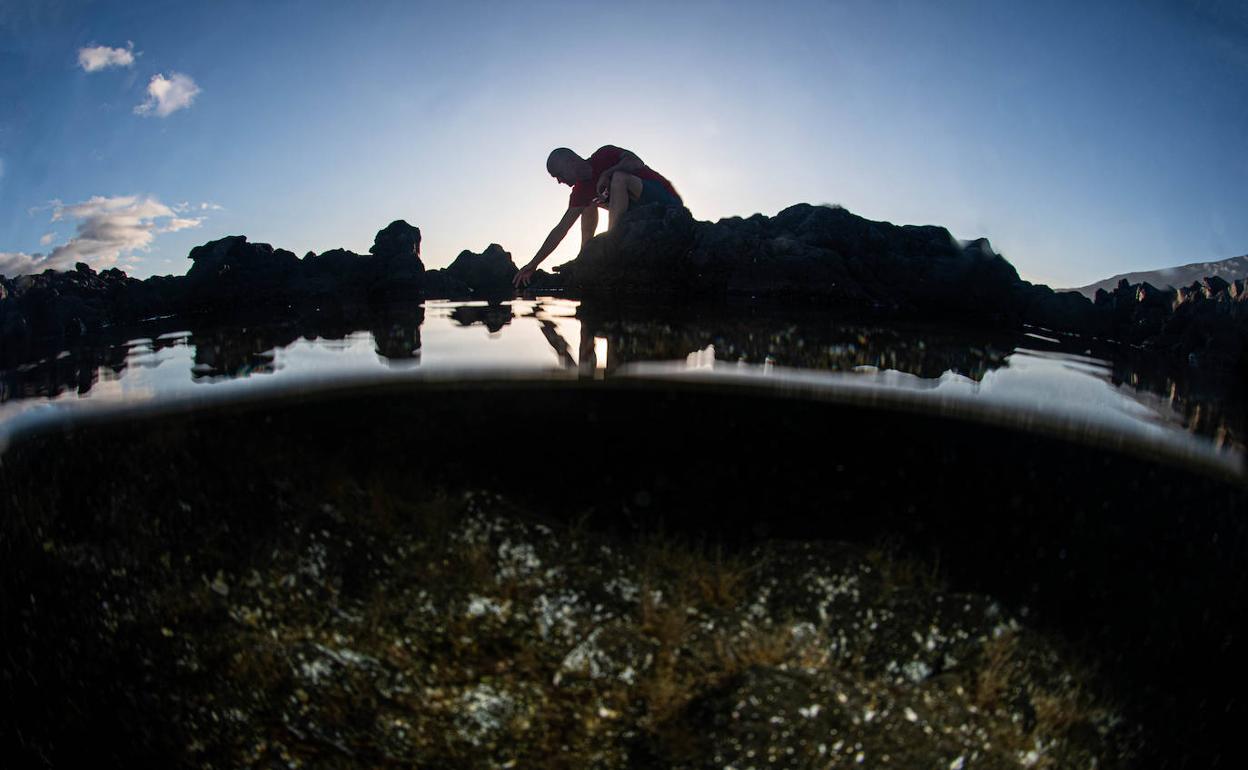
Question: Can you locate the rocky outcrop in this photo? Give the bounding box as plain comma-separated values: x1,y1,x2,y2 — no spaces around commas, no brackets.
4,205,1248,375
547,202,1248,372
559,203,1092,327
0,263,184,363
1070,254,1248,298
1094,276,1248,370
185,236,303,308
187,220,425,308
3,220,484,361
424,244,519,298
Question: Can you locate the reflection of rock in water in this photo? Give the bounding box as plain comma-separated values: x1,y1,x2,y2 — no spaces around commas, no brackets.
4,296,1246,447
1108,347,1247,449
0,340,129,401
190,323,294,379
450,303,514,333
370,311,425,360
188,305,428,378
578,305,1014,381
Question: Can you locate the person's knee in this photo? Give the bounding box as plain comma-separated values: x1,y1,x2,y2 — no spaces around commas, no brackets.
611,172,638,188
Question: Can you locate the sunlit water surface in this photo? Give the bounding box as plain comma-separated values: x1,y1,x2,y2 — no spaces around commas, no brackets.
1,299,1242,476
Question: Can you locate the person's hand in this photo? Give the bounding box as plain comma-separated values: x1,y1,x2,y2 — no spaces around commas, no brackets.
513,263,538,289
596,171,614,195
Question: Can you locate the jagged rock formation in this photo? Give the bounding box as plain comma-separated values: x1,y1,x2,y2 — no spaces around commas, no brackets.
423,243,518,298
0,263,184,363
1093,276,1248,370
187,219,424,308
551,202,1248,373
1,221,437,362
3,205,1247,375
559,203,1101,332
1070,254,1248,298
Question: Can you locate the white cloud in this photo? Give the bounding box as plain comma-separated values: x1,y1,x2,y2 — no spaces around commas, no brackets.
39,233,54,246
78,43,135,72
160,217,203,233
0,251,38,276
135,72,200,117
0,194,208,276
174,201,223,214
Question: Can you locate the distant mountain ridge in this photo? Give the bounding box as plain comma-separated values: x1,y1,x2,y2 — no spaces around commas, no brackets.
1069,254,1248,298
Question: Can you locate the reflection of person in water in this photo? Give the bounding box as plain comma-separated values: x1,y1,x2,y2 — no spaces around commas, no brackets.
513,145,683,288
535,309,606,379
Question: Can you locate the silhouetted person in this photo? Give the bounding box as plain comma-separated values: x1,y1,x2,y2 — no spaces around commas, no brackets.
514,145,682,287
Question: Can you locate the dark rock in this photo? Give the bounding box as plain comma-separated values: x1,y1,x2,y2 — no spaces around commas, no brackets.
1,221,431,356
369,220,422,263
1203,276,1230,297
441,244,518,297
362,220,425,302
522,269,566,293
562,204,699,297
186,235,302,310
5,206,1248,375
566,203,1031,322
449,303,512,333
0,264,179,364
419,270,472,299
186,223,426,310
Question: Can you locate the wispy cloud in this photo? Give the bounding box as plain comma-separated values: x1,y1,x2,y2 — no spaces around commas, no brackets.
135,72,200,117
39,233,54,246
173,201,223,214
78,42,135,72
161,217,203,233
0,195,207,277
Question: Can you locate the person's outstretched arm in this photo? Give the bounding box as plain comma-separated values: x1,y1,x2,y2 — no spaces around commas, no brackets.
514,206,584,288
580,204,599,245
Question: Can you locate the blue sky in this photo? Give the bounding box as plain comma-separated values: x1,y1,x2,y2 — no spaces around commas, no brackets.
1,0,1245,287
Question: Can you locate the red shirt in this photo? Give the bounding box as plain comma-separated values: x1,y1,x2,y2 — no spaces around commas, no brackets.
569,145,680,208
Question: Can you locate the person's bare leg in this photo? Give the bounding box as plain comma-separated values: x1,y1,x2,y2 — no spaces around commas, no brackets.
608,172,643,230
580,204,599,246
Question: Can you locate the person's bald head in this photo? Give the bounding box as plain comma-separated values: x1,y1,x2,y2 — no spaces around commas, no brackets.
547,147,587,186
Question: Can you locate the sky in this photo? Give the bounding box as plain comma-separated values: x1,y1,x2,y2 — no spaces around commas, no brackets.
0,0,1245,288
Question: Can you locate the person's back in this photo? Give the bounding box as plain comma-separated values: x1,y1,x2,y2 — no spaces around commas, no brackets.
514,145,683,288
566,145,681,211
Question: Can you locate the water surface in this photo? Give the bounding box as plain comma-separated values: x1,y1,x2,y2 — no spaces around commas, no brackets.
1,298,1242,476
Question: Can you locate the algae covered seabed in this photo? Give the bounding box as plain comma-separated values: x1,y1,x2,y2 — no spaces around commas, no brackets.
2,381,1244,768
